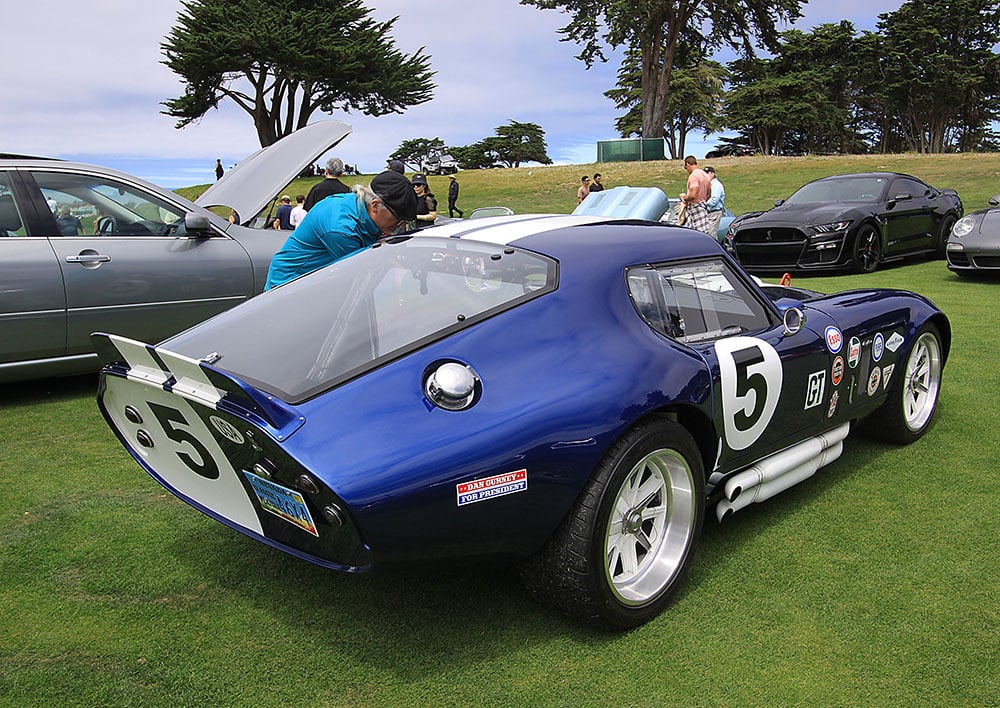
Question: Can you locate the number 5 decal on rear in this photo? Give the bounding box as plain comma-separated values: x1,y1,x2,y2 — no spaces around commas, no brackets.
715,337,783,451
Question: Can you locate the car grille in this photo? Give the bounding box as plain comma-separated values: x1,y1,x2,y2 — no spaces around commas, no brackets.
971,255,1000,268
736,227,806,244
733,227,807,268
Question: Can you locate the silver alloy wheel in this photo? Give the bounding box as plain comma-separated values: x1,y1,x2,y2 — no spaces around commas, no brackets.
604,448,697,605
902,331,943,432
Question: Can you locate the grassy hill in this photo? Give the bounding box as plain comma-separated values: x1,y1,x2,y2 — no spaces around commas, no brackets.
178,152,1000,217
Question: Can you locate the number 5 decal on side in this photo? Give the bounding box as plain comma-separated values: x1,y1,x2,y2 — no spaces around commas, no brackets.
715,337,783,451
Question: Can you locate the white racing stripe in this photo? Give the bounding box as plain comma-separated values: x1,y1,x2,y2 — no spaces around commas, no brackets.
413,214,614,246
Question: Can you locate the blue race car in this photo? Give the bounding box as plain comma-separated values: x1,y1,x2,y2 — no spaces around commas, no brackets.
95,211,948,629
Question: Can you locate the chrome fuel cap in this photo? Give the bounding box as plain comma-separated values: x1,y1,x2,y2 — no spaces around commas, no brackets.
425,362,480,411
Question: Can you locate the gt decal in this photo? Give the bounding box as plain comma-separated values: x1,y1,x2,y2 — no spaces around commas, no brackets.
716,337,782,451
804,371,826,409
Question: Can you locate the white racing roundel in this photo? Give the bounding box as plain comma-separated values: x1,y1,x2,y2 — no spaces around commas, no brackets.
715,337,783,451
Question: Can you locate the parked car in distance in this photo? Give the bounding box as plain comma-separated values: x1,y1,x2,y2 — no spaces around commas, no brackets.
421,154,459,175
95,205,948,629
0,121,353,383
726,172,963,274
945,194,1000,276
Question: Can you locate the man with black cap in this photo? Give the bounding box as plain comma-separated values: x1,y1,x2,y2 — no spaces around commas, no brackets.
264,171,418,290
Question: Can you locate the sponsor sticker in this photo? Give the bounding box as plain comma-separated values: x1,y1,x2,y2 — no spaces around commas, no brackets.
805,370,826,409
831,356,844,386
825,326,844,354
867,367,882,396
886,332,904,353
457,469,527,506
210,415,245,445
872,332,885,362
827,390,839,418
882,364,895,390
242,470,319,537
848,337,861,368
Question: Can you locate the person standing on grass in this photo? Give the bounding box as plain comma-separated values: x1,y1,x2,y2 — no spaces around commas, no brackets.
304,157,351,211
577,175,591,204
704,166,726,238
679,156,712,236
448,174,463,218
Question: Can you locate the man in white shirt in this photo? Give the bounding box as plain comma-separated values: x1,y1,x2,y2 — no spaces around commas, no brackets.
704,166,726,238
289,194,306,229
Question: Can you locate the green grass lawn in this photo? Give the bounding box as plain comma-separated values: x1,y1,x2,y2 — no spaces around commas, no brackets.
3,155,999,706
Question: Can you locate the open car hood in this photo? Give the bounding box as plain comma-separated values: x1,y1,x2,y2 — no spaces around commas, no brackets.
195,120,351,223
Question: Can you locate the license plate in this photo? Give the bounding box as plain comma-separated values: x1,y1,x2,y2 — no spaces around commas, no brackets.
242,471,319,537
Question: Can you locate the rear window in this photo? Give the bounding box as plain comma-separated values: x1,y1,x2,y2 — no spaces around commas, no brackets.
164,235,557,402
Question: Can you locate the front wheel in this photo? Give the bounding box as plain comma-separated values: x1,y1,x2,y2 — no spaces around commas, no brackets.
851,225,882,274
936,215,956,257
862,324,944,444
519,419,705,629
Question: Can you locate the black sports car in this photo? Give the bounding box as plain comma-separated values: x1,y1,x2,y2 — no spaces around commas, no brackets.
726,172,963,274
945,194,1000,276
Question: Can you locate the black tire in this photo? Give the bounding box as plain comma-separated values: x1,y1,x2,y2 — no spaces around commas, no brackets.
936,215,957,258
862,324,944,444
851,224,882,274
519,418,705,629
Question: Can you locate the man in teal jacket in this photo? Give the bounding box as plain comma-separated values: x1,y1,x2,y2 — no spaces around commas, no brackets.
265,171,417,290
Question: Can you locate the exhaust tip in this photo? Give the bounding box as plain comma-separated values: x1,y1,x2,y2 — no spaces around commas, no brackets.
728,485,742,502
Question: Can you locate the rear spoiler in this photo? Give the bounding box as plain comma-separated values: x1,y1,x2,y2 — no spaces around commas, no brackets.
92,333,305,442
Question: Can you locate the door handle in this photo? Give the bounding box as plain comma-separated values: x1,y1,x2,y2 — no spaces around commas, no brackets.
66,251,112,268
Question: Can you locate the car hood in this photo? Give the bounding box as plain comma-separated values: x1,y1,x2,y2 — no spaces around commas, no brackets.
195,120,351,221
740,201,867,228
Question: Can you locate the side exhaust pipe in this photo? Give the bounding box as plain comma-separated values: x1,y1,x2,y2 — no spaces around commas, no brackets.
716,423,850,522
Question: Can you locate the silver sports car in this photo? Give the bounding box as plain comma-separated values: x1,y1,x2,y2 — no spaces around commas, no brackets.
0,121,351,382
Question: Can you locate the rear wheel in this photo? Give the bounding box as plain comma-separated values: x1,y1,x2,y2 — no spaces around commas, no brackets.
519,419,704,629
851,225,881,274
863,324,944,444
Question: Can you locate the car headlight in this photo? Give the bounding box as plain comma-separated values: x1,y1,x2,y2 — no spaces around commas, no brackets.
951,215,976,238
811,221,851,234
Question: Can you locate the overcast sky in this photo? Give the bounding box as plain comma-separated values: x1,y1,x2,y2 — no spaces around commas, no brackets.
1,0,905,188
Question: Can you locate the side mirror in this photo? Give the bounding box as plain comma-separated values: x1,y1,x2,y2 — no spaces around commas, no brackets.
988,195,1000,207
774,199,785,207
781,306,805,336
185,212,212,236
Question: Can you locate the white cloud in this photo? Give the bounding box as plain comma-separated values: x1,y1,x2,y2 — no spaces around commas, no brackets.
0,0,908,186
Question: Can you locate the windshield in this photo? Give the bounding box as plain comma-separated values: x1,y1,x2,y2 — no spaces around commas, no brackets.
164,236,557,402
785,176,888,205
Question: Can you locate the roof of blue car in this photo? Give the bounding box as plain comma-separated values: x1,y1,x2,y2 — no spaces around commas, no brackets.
415,213,727,265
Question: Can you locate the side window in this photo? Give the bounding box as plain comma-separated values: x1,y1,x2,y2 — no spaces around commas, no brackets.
893,177,929,200
0,172,27,237
627,259,774,343
31,171,188,237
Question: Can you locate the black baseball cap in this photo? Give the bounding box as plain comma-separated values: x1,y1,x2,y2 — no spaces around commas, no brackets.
371,170,417,221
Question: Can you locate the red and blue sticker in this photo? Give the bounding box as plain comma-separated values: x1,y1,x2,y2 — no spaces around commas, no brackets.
457,469,527,506
825,326,843,353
